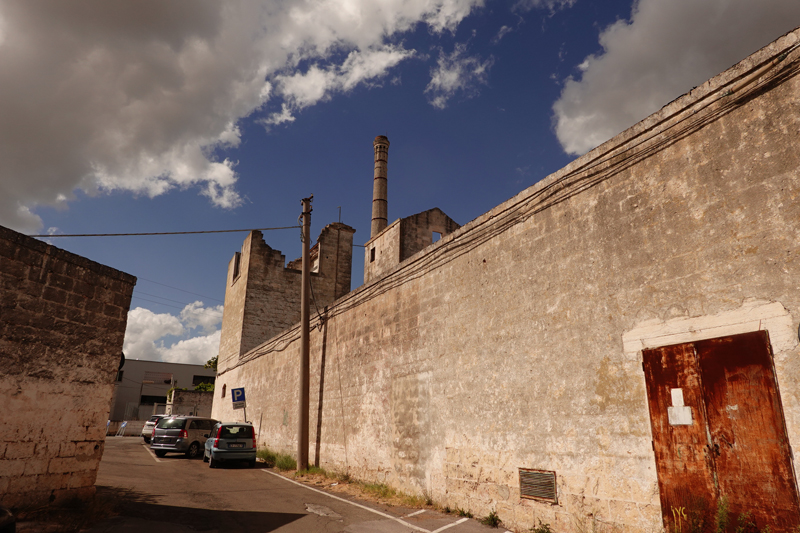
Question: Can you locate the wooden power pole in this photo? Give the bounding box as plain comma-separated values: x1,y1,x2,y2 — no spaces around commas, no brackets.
297,195,312,471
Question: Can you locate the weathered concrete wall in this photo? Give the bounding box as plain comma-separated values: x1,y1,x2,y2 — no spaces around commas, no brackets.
218,223,354,370
364,220,402,284
365,208,460,284
215,30,800,532
166,390,214,418
398,208,460,264
0,225,135,509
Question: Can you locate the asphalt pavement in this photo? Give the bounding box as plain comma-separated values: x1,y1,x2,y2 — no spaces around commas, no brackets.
85,437,509,533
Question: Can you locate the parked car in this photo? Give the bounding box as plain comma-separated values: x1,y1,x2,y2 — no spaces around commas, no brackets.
141,414,167,444
150,416,217,458
203,422,257,468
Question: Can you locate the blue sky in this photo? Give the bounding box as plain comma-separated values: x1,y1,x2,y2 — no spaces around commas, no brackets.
2,0,798,365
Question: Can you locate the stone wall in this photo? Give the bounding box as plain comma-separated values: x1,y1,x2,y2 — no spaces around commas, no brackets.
214,30,800,532
0,225,135,509
364,207,460,284
218,223,354,370
166,390,214,418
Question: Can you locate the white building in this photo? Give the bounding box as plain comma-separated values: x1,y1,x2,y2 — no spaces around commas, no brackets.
109,359,216,421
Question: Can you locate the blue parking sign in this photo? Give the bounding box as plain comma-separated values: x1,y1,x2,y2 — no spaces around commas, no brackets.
231,387,246,409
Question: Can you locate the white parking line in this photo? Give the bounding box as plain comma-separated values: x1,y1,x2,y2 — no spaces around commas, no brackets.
141,442,162,463
262,469,434,532
404,509,426,518
431,518,469,533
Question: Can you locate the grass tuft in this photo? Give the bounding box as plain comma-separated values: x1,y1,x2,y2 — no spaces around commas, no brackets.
480,510,501,528
530,519,554,533
256,447,296,471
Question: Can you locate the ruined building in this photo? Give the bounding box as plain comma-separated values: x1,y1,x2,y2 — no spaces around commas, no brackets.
213,28,800,532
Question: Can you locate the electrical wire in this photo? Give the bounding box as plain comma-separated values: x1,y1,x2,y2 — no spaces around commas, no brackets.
27,226,300,238
137,277,223,302
217,41,800,376
134,290,222,309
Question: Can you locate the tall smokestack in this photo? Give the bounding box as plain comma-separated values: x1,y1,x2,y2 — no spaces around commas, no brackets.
371,135,390,238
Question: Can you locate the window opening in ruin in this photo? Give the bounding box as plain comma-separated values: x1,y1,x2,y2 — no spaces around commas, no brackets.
370,248,375,262
432,231,441,243
222,384,226,397
232,252,241,282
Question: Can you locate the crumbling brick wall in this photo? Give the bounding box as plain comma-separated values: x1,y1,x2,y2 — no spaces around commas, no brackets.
0,225,135,509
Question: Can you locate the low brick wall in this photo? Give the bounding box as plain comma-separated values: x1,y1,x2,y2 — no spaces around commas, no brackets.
0,225,135,509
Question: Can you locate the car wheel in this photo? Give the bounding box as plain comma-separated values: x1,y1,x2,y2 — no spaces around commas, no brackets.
186,442,201,459
155,450,167,458
249,459,256,468
209,456,217,469
143,436,150,444
203,452,209,463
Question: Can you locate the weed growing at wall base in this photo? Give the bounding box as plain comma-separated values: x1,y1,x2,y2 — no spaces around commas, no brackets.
256,447,296,470
529,519,553,533
480,510,501,528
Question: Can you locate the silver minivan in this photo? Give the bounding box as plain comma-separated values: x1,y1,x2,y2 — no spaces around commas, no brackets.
150,416,218,458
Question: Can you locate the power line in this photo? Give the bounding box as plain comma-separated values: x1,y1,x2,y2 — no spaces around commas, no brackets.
28,226,300,238
137,277,223,302
131,296,190,311
134,290,224,309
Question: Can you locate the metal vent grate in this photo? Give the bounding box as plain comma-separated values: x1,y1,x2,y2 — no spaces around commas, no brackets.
519,468,557,503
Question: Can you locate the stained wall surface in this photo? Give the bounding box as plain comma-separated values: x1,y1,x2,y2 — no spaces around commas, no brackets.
215,30,800,532
218,223,355,371
0,225,135,509
364,208,460,284
167,390,214,418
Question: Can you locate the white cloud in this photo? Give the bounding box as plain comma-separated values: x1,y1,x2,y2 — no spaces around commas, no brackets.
123,307,185,361
160,330,222,366
123,301,222,365
425,43,495,109
553,0,800,156
265,46,414,125
492,25,514,44
180,301,224,334
0,0,487,232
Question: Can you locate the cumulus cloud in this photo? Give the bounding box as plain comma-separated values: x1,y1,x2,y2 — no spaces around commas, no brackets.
425,43,495,109
265,46,414,125
180,301,225,334
123,301,223,365
0,0,487,232
123,307,185,361
553,0,800,156
160,330,222,366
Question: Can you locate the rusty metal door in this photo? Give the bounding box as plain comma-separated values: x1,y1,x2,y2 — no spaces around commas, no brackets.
643,331,799,532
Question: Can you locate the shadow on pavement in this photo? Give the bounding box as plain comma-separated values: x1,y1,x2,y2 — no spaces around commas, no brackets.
84,486,305,533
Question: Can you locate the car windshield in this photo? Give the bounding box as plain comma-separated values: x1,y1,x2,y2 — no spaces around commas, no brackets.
148,416,161,422
157,418,185,429
219,426,253,439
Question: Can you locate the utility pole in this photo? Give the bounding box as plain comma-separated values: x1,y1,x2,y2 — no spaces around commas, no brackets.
298,195,313,471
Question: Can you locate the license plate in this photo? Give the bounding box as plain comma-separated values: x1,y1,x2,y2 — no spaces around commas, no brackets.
228,443,244,449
